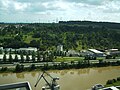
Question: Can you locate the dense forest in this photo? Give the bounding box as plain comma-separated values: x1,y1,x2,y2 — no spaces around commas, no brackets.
0,21,120,50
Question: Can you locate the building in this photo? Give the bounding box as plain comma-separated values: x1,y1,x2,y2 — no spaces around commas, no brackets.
67,50,80,57
57,45,63,51
80,50,94,57
88,49,106,57
105,49,120,56
17,47,37,52
5,48,15,52
0,47,3,50
0,47,3,54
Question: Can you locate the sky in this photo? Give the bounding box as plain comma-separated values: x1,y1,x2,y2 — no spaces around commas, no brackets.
0,0,120,23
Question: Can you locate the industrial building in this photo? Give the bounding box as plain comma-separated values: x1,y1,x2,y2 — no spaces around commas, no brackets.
88,49,106,57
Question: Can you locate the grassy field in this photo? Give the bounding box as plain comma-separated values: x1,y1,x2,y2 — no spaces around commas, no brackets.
23,35,39,43
54,56,84,62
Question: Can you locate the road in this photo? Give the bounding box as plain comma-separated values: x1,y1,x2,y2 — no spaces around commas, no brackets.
0,59,120,69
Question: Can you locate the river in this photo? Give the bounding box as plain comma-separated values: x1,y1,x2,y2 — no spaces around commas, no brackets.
0,66,120,90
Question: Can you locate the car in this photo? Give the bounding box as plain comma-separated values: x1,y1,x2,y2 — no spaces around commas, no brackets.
92,84,104,90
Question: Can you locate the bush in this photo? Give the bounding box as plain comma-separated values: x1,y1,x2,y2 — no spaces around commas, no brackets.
15,64,24,72
106,80,113,84
99,60,103,64
1,67,7,71
117,77,120,81
112,79,117,82
29,64,36,70
116,61,120,65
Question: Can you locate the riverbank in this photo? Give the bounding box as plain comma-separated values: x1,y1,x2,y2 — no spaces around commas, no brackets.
0,60,120,73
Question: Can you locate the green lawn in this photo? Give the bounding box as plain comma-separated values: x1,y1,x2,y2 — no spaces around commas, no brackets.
54,56,84,62
23,35,39,43
97,57,105,60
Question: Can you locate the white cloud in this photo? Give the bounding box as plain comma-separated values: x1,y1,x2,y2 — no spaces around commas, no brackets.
14,2,30,11
103,0,120,13
0,0,120,23
0,0,30,13
1,0,10,8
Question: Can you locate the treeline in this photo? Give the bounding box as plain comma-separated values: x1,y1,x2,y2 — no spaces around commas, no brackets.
59,21,120,29
0,21,120,50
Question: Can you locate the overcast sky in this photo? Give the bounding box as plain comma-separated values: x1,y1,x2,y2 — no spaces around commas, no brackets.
0,0,120,23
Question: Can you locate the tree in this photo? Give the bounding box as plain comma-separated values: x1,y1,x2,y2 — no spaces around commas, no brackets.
32,51,36,62
42,52,47,62
15,64,24,72
4,49,8,54
26,54,30,62
29,64,36,71
20,54,24,63
0,49,3,54
3,54,7,63
29,40,40,48
37,51,40,62
9,49,12,54
14,54,18,62
9,54,13,63
48,52,54,62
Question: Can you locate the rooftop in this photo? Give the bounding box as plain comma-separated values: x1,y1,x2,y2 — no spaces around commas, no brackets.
88,49,104,54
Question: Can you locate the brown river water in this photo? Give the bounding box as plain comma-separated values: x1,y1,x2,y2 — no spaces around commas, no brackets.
0,66,120,90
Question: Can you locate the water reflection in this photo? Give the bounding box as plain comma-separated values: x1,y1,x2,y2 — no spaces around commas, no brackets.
31,72,37,77
79,69,89,74
70,71,74,75
16,73,25,79
60,70,68,76
2,73,8,77
94,66,120,73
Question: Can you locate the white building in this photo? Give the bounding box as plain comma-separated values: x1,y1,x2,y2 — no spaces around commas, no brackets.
57,45,63,51
0,47,3,54
67,50,80,57
80,50,94,56
0,47,3,50
105,49,120,55
17,47,37,52
88,49,106,57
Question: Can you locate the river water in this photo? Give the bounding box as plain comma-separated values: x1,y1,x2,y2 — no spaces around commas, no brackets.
0,66,120,90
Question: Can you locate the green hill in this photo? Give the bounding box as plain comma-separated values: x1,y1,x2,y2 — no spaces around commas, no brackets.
0,21,120,50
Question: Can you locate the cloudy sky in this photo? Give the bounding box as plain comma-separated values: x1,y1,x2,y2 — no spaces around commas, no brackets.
0,0,120,23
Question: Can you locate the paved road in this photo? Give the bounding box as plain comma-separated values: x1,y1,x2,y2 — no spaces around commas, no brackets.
0,59,120,69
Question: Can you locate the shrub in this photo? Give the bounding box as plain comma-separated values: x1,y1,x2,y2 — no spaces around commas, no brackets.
99,60,103,64
15,64,24,72
1,67,7,71
112,79,117,82
106,80,113,84
29,64,36,70
117,77,120,81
